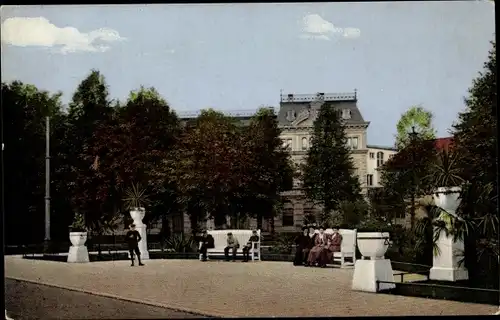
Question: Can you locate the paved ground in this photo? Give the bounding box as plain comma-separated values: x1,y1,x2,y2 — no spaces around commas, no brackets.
5,278,205,319
5,256,497,317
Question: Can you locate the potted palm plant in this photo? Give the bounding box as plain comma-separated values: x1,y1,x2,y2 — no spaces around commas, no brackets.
424,149,469,281
69,212,87,247
123,182,151,224
428,149,464,218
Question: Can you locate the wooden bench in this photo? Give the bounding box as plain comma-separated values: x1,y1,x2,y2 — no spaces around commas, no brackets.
324,228,357,268
199,229,261,261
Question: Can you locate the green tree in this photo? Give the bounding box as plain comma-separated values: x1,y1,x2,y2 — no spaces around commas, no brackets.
65,69,114,231
452,41,497,283
89,86,182,230
162,109,249,233
395,106,436,150
2,81,64,244
243,107,295,230
302,105,362,216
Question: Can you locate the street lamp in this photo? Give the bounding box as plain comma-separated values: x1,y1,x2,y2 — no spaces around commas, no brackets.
44,116,51,252
408,126,419,230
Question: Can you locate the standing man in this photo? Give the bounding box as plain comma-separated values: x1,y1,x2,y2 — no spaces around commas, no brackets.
199,230,215,262
126,224,144,267
224,232,239,262
242,230,259,262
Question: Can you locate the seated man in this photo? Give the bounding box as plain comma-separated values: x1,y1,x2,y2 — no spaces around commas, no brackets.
242,230,259,262
224,232,240,262
199,230,215,262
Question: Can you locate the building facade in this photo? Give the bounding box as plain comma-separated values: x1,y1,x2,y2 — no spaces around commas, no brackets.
365,145,397,189
150,91,398,234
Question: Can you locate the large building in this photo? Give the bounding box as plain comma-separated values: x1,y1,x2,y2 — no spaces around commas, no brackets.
170,91,384,234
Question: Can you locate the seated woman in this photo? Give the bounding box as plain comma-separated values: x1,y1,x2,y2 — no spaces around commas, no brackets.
293,227,311,266
306,226,329,267
324,227,342,265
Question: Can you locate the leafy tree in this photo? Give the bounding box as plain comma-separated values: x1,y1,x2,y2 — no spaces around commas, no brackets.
452,41,497,284
89,86,182,233
302,105,362,215
65,70,114,231
162,109,249,232
395,106,436,150
2,81,63,244
243,107,295,230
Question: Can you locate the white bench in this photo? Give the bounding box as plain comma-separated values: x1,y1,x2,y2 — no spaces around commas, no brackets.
324,228,357,268
199,229,261,261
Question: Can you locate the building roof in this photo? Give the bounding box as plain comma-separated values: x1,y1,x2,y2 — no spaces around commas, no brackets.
433,137,454,151
278,91,367,126
367,144,397,151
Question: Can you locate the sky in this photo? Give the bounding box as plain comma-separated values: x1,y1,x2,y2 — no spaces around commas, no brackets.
1,2,496,147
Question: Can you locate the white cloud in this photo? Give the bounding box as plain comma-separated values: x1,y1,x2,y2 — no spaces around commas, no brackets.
300,14,360,41
1,17,126,54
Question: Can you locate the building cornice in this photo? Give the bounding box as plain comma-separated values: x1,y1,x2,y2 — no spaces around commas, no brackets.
280,122,370,131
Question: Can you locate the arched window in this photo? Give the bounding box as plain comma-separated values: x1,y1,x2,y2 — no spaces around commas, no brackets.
301,137,309,150
376,152,384,167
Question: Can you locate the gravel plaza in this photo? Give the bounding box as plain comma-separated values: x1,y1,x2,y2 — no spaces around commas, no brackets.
4,256,497,317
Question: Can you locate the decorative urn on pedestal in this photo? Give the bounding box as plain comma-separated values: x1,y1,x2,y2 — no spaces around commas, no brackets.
67,213,90,263
123,183,150,260
352,224,395,293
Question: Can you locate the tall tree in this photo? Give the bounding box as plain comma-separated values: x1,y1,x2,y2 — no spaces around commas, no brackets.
88,86,182,228
452,41,497,281
65,70,113,230
2,82,63,244
302,105,362,216
243,107,295,230
395,106,436,150
162,109,248,232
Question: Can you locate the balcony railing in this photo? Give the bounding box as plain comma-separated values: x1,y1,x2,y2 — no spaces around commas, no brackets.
177,107,277,119
280,92,357,103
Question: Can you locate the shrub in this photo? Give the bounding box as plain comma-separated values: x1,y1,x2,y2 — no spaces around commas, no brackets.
165,234,196,253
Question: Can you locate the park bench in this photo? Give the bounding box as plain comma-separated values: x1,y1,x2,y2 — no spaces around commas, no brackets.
199,229,261,261
324,228,357,268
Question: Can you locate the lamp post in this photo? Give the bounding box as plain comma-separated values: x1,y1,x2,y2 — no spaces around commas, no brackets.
43,116,51,252
408,126,419,230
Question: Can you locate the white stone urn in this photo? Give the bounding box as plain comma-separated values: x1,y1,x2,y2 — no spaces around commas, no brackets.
67,231,89,263
352,231,395,292
69,232,87,246
130,207,146,224
433,186,461,218
357,232,390,259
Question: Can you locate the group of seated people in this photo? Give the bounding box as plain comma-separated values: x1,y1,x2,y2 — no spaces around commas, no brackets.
293,224,342,268
198,229,260,262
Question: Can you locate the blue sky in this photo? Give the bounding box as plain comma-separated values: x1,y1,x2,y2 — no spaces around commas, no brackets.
1,2,495,146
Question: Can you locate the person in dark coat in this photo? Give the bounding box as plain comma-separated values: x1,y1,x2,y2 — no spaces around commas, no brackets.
126,224,144,267
199,230,215,262
242,230,260,262
293,227,311,266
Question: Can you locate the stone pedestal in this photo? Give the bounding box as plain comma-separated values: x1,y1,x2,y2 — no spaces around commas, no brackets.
352,259,395,292
429,229,468,281
129,209,149,260
67,246,89,263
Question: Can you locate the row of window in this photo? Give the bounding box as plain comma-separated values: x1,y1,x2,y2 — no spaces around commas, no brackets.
369,151,385,167
282,205,315,227
283,136,361,151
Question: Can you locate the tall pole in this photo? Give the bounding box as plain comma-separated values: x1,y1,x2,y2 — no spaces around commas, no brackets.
44,116,51,248
409,126,418,230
